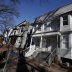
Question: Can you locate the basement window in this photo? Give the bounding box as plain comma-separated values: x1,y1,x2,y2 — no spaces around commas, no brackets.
63,15,68,25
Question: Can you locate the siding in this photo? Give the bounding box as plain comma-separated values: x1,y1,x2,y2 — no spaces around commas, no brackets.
60,49,71,59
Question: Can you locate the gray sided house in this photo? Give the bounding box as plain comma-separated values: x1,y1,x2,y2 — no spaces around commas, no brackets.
30,3,72,64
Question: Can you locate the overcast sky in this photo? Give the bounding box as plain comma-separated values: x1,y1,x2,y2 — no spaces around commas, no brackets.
15,0,72,25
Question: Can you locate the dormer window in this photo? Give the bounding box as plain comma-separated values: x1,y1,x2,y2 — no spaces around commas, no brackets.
63,15,68,25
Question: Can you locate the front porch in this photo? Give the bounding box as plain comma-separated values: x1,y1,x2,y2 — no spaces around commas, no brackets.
30,34,60,65
31,34,60,53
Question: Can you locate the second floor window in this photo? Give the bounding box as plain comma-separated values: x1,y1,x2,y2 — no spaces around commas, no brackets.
63,15,68,25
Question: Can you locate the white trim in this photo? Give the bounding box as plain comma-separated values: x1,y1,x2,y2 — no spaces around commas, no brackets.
32,32,61,37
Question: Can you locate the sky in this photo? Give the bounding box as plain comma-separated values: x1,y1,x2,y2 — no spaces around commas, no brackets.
15,0,72,25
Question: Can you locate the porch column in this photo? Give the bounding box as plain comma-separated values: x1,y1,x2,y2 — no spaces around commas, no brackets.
68,14,72,29
60,35,63,49
69,33,72,59
58,35,63,61
32,27,35,33
40,36,42,49
68,15,72,59
60,16,63,31
30,37,33,45
42,24,44,31
57,35,59,54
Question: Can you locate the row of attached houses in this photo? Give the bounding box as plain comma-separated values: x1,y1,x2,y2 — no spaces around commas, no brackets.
3,3,72,65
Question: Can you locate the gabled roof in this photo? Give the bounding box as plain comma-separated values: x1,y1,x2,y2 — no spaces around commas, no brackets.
12,20,31,30
33,3,72,25
54,3,72,16
17,20,29,27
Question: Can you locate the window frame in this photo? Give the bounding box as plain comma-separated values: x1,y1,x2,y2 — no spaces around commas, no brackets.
62,34,69,49
63,15,68,26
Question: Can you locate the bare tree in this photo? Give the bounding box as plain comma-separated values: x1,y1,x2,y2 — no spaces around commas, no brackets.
0,0,20,34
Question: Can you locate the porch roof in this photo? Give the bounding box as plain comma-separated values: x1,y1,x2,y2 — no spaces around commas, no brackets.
32,32,61,37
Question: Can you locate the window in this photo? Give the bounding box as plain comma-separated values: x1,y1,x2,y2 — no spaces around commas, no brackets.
44,23,47,30
63,15,68,25
42,37,47,48
14,30,16,35
63,34,69,48
36,25,41,31
35,38,40,47
44,22,50,30
38,25,41,31
31,37,40,47
21,27,23,32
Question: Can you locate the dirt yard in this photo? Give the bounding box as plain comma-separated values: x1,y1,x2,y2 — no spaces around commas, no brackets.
49,63,68,72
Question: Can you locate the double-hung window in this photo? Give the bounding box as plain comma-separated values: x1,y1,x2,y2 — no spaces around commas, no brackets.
63,34,69,49
63,15,68,25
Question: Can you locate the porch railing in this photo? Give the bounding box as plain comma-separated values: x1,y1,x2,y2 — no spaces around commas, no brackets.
45,48,57,66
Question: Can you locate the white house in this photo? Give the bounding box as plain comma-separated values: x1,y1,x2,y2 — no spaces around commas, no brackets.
29,3,72,65
3,20,33,58
3,3,72,65
9,21,32,49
